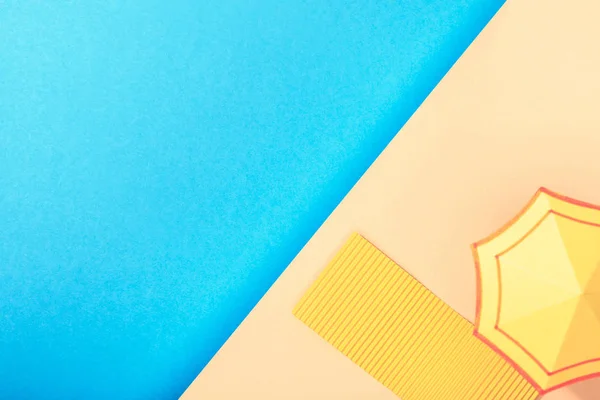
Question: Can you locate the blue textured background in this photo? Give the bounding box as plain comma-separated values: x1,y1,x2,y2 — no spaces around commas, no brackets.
0,1,504,399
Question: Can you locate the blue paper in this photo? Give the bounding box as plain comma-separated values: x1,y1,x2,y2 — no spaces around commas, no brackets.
0,1,504,398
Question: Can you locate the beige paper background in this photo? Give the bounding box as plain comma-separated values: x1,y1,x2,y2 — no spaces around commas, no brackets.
181,0,600,398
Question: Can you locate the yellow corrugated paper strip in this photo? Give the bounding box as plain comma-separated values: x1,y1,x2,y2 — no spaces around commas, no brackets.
293,233,539,400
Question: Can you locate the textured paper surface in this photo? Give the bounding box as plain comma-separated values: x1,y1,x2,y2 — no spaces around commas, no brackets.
294,233,539,400
181,0,600,398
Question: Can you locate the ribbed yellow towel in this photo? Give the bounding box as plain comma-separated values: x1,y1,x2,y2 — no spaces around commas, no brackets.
293,233,539,400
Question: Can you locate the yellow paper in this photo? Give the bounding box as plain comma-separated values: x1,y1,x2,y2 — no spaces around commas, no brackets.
294,234,538,400
473,187,600,393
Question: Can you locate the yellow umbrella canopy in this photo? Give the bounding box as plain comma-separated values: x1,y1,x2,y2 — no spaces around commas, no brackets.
472,187,600,394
